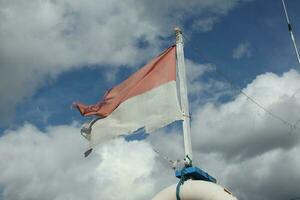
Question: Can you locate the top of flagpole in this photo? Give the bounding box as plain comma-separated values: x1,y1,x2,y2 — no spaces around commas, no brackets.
174,27,193,165
174,27,183,44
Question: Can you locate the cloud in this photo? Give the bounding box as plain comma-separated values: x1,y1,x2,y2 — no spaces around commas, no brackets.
222,147,300,200
191,69,300,159
185,60,234,107
192,18,217,32
232,41,252,59
0,123,162,200
153,69,300,200
1,69,300,200
186,60,214,96
0,0,251,124
6,1,300,199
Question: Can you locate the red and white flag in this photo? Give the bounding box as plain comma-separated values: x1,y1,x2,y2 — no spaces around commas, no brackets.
74,45,183,154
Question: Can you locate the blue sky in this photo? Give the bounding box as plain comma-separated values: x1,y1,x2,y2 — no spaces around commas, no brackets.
1,0,300,200
3,0,299,131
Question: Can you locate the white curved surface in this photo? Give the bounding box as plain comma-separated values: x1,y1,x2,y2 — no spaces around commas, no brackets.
152,180,238,200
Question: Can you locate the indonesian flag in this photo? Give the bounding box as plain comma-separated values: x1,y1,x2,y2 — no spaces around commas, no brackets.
74,45,183,156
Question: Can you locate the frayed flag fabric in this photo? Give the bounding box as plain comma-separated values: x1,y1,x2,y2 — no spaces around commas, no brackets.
74,45,183,155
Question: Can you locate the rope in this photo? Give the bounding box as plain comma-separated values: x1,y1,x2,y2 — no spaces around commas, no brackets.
153,148,181,170
152,148,189,200
215,68,299,132
289,119,300,134
176,167,187,200
152,148,194,199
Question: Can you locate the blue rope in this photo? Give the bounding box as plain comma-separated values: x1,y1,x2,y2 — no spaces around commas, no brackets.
175,157,193,200
176,168,187,200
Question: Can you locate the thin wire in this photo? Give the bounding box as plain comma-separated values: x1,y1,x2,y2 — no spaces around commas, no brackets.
282,0,300,66
153,148,179,169
217,69,296,129
288,119,300,134
153,147,202,169
182,32,299,132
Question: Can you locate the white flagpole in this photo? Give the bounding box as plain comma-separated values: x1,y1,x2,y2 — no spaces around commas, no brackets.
175,27,193,165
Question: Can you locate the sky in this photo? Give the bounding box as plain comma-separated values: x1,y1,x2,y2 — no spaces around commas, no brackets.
1,0,300,199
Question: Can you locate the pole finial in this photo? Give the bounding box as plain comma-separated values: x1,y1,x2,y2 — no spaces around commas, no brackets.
174,27,183,44
174,27,182,34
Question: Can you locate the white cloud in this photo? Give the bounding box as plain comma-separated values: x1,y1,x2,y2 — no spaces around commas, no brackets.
1,68,300,200
186,60,215,83
0,123,161,200
6,1,300,199
192,18,217,32
232,41,252,59
153,69,300,200
185,60,235,107
186,60,214,97
0,0,251,124
191,69,300,159
222,146,300,200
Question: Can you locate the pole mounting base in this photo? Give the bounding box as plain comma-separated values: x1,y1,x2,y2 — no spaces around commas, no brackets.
175,166,216,183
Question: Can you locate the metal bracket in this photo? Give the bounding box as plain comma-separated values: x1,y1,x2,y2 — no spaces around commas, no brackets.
175,166,216,183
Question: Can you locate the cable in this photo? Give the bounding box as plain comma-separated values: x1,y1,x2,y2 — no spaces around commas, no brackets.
215,69,298,131
282,0,300,67
153,148,181,170
182,32,300,132
289,119,300,135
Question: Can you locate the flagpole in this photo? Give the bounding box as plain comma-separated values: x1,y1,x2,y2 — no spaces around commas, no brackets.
175,27,193,165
